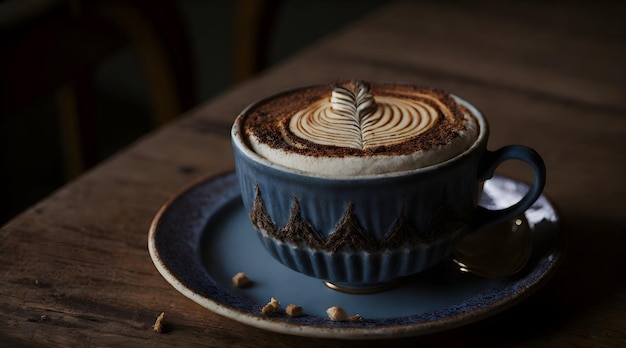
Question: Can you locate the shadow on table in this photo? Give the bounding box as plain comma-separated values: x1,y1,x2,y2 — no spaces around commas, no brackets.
421,211,626,345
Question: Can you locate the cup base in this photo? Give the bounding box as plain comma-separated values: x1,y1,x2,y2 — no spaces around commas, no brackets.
323,279,402,294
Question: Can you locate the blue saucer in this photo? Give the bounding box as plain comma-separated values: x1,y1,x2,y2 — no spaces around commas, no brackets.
148,172,561,339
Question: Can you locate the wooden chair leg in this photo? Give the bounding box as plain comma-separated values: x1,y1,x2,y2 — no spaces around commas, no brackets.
93,1,185,127
233,0,283,83
56,74,99,179
56,84,84,180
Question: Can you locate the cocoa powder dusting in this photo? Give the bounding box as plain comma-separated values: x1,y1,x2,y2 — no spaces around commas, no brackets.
242,82,471,157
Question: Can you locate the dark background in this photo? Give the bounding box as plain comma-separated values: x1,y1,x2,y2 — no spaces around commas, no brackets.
0,0,386,225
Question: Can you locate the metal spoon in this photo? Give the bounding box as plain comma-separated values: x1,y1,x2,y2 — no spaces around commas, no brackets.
452,215,532,278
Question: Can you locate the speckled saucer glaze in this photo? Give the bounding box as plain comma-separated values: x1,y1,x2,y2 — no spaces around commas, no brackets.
148,172,562,339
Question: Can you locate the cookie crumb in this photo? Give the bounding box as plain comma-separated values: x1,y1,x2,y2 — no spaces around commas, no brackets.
232,272,253,288
285,304,303,317
153,312,166,333
326,306,361,322
261,298,280,315
348,314,362,322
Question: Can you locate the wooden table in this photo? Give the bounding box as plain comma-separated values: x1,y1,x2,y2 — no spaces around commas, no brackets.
2,1,625,346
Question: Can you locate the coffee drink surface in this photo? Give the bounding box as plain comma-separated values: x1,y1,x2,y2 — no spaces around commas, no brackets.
243,81,478,176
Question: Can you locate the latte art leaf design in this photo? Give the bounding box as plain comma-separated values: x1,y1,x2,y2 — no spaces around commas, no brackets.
289,82,450,150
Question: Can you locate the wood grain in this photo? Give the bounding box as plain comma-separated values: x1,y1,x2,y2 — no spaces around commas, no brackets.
1,1,625,346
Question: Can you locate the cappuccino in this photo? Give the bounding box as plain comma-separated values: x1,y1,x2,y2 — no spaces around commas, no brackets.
232,80,546,287
242,80,478,176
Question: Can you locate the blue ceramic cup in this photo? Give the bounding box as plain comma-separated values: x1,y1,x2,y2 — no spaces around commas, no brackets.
231,86,545,292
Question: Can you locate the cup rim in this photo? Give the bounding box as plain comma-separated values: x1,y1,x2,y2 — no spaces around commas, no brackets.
231,83,489,180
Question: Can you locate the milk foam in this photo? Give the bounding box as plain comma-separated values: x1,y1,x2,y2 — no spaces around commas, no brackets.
244,82,479,176
249,115,477,176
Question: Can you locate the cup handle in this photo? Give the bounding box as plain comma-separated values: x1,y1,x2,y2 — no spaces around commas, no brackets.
470,145,546,231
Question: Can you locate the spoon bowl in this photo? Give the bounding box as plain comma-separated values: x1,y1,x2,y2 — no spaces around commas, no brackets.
453,216,532,278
